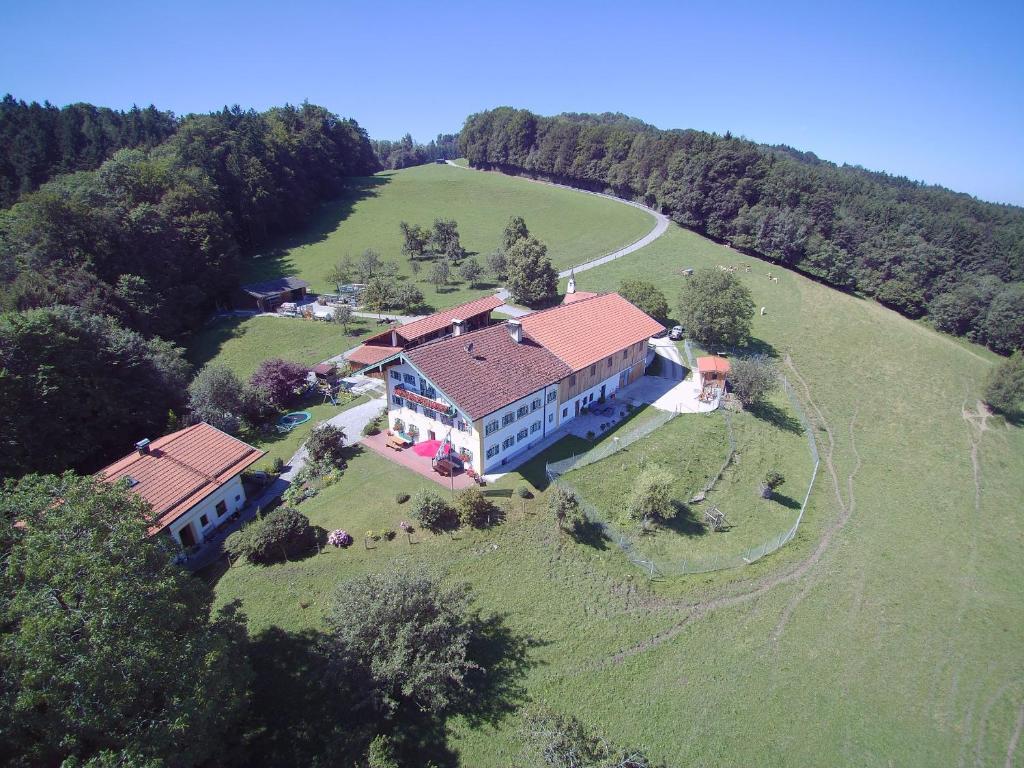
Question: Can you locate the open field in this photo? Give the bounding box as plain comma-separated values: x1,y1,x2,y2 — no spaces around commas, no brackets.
185,315,373,378
241,162,654,310
213,184,1024,765
563,388,813,567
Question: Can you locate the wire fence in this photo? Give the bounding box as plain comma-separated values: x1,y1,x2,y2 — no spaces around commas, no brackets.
545,408,677,476
546,368,820,578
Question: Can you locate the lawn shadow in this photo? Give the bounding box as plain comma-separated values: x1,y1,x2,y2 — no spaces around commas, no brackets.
245,626,376,765
185,314,251,370
748,401,803,434
570,518,610,549
770,493,801,510
243,176,391,282
661,501,708,537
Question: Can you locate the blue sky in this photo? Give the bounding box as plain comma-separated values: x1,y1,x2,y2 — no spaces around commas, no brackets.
2,0,1022,205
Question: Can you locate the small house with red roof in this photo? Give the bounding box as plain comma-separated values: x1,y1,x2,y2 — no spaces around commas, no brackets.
696,356,731,389
355,292,664,475
98,423,265,549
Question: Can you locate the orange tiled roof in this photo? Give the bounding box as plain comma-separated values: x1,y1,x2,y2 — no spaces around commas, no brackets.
520,293,664,371
405,324,572,420
347,344,402,367
697,356,731,375
562,290,598,304
98,423,265,535
365,294,504,346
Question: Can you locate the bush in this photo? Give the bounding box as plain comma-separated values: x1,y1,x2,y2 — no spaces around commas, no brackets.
226,507,315,564
625,467,676,526
410,489,453,531
760,470,786,499
395,492,410,504
327,529,353,548
983,351,1024,416
305,423,347,472
516,485,533,499
729,355,777,407
271,456,285,473
249,358,309,408
456,487,497,528
382,528,397,541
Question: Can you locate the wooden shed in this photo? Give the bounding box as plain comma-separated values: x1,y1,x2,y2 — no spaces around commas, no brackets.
696,356,730,388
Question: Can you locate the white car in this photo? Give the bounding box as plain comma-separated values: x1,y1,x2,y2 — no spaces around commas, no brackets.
669,325,684,340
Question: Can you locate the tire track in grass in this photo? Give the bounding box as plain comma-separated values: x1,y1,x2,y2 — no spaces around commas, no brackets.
771,406,860,646
607,354,860,664
1006,700,1024,768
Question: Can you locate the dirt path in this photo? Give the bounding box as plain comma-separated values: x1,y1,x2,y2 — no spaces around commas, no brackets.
606,354,862,664
1006,701,1024,768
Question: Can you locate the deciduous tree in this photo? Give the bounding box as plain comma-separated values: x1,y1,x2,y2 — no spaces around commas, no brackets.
619,279,670,325
625,467,675,526
506,236,558,307
983,351,1024,416
459,257,484,287
677,269,755,347
325,571,481,716
249,358,309,408
728,355,777,407
188,363,247,433
0,473,252,767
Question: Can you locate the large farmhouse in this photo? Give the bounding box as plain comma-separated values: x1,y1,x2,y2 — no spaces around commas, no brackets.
98,423,265,549
356,292,664,475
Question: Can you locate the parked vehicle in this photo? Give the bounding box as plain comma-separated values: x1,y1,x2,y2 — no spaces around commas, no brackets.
669,325,684,340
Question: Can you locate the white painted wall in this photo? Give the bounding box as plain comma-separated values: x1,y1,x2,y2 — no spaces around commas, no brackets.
169,474,248,548
385,362,480,471
479,383,558,472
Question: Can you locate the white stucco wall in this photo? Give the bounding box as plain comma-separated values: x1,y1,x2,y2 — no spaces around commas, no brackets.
169,474,248,548
479,384,558,472
385,362,480,471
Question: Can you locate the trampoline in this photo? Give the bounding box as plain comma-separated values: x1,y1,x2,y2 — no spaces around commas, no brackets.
277,411,312,430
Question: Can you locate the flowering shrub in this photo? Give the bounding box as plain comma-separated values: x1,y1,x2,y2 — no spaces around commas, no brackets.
399,521,413,533
327,529,353,548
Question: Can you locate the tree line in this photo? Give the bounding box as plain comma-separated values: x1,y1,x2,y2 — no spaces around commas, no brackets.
371,132,459,170
459,108,1024,353
0,95,179,207
1,101,379,339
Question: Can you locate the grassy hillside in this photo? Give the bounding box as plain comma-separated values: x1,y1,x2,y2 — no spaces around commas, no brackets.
186,315,375,379
212,180,1024,765
242,162,654,310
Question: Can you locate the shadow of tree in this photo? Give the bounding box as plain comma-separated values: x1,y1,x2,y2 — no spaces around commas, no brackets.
661,501,707,537
244,176,391,282
748,401,803,434
570,518,610,549
770,493,801,510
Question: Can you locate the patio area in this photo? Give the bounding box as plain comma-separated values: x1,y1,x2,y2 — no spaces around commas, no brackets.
361,431,478,490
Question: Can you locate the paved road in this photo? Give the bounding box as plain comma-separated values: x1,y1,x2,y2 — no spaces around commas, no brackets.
649,337,686,381
446,160,671,314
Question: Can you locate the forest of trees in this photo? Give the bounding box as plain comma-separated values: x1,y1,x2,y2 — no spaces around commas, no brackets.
0,100,379,477
0,95,178,207
460,108,1024,353
371,132,459,170
0,101,379,339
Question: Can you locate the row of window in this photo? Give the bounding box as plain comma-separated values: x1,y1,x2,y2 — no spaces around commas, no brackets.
197,496,236,530
486,394,549,435
392,395,469,432
486,419,542,459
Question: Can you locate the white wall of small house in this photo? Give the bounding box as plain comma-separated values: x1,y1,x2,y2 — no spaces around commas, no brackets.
478,383,558,473
168,474,248,548
385,362,480,472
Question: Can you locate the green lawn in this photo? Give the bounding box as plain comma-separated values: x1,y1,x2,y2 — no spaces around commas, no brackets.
563,388,813,570
242,162,655,310
186,315,375,378
212,201,1024,763
240,394,370,471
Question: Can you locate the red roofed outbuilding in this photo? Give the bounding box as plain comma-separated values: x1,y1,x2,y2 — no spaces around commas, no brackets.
98,422,265,549
696,356,731,388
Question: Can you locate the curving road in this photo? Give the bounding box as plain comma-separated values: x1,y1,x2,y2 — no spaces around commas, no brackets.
446,160,670,314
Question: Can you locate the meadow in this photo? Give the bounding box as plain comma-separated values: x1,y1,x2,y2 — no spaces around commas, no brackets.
211,175,1024,766
241,162,654,310
185,315,374,379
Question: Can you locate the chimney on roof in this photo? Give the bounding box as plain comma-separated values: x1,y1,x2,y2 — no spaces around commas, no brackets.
135,438,151,455
508,319,523,344
390,327,398,346
452,318,465,336
567,268,576,295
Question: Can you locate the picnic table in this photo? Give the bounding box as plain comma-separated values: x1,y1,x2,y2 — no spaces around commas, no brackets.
386,434,410,451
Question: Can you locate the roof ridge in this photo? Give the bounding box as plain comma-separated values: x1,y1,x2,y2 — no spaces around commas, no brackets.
520,291,611,322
